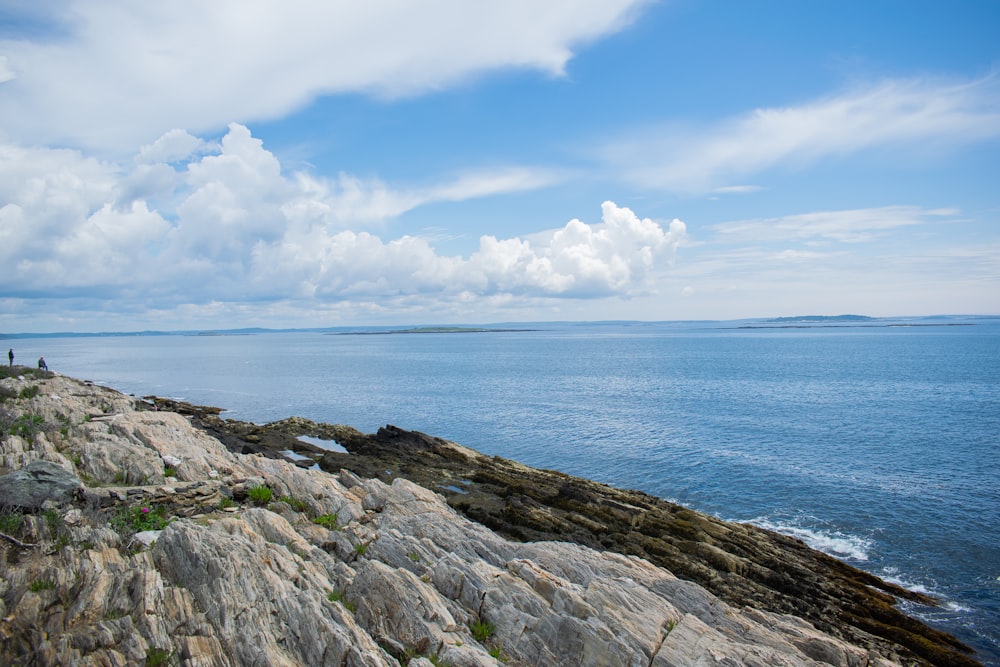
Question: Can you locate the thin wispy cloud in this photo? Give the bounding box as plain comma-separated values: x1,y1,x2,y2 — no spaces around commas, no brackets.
714,206,960,244
606,75,1000,194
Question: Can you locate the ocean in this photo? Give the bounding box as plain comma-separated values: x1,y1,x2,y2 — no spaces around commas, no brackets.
7,317,999,664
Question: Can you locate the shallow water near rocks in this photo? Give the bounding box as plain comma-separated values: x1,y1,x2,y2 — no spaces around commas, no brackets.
11,317,1000,664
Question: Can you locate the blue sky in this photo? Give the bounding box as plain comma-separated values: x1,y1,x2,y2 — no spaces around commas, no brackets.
1,1,998,332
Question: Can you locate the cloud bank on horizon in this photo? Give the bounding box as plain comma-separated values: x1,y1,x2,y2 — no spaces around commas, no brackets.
0,1,998,331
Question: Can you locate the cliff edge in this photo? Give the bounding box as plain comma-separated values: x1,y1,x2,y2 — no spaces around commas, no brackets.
0,370,980,666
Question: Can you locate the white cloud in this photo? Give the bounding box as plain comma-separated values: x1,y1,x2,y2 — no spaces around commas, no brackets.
713,206,959,244
0,124,684,320
606,75,1000,193
463,201,686,297
137,129,211,164
0,1,647,151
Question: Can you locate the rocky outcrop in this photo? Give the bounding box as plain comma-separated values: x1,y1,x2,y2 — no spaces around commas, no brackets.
0,370,982,666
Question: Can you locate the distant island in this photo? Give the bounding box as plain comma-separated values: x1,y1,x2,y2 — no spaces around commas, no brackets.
765,314,874,323
333,326,537,336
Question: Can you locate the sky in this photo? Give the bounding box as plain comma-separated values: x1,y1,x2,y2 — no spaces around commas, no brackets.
1,0,998,332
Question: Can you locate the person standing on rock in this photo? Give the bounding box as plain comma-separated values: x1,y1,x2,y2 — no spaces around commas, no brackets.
7,348,12,367
38,357,47,371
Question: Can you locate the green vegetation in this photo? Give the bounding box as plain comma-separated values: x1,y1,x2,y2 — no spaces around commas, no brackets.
111,504,170,535
43,508,71,547
145,647,173,667
312,513,339,530
9,413,44,442
217,497,236,510
489,645,506,661
0,366,51,381
470,619,495,642
277,495,307,512
0,509,25,536
327,588,356,613
18,385,39,400
163,466,177,478
407,551,420,562
353,542,367,556
428,653,451,667
29,579,54,592
247,485,272,506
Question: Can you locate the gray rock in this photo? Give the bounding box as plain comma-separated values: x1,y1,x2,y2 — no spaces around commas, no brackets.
0,459,82,510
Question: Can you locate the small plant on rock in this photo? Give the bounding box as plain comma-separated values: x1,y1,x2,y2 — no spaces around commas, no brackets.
277,495,307,512
145,647,173,667
18,385,40,400
247,485,272,506
470,619,495,642
29,579,54,592
0,509,25,537
111,504,170,537
10,413,44,443
312,513,339,530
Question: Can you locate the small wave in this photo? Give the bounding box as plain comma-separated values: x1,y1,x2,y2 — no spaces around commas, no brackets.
749,517,872,561
881,567,934,596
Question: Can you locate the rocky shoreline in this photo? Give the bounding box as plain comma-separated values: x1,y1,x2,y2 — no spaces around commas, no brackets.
0,369,983,666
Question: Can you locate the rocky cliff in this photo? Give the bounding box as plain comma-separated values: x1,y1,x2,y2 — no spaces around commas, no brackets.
0,369,981,666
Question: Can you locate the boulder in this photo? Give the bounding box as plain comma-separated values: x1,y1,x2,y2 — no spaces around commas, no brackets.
0,460,82,510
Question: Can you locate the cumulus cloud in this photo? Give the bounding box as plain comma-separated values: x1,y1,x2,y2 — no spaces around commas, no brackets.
0,1,647,151
606,74,1000,193
0,124,684,321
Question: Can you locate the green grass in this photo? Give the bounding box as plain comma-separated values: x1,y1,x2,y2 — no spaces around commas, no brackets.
9,413,44,442
145,647,173,667
111,504,171,535
217,497,236,510
278,495,307,512
354,542,367,556
18,385,39,400
327,589,357,613
0,366,52,381
312,513,339,530
163,466,177,478
247,485,272,506
29,579,54,592
470,619,495,642
0,509,25,536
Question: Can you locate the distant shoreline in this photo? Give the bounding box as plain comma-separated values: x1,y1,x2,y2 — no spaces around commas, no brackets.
733,322,976,330
330,326,539,336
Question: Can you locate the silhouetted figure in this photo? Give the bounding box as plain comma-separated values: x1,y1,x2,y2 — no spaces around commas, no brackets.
38,357,47,371
7,348,12,367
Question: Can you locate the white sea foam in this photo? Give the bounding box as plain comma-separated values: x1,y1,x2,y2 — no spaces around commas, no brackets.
881,567,935,596
749,518,872,561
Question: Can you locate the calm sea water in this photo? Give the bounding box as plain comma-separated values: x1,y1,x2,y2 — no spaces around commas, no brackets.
7,319,999,664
